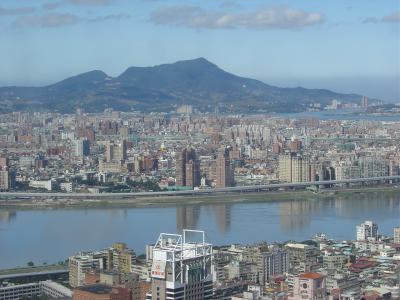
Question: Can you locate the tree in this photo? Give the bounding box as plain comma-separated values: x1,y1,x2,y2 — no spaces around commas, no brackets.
27,261,34,267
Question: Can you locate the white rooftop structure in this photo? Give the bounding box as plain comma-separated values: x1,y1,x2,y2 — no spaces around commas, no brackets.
151,229,213,284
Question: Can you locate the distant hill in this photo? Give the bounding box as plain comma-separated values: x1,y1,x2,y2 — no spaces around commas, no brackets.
0,58,364,113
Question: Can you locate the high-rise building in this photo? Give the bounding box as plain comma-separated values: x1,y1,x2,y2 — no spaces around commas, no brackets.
359,156,389,178
99,120,119,135
175,148,200,188
215,148,233,188
107,242,136,273
77,126,96,143
258,247,289,285
0,157,9,167
285,243,318,273
105,141,127,162
69,243,136,288
69,252,108,287
356,221,378,242
361,96,368,109
185,159,200,188
279,153,311,183
289,139,302,152
393,227,400,244
148,230,213,300
0,167,11,190
74,138,90,157
199,156,216,186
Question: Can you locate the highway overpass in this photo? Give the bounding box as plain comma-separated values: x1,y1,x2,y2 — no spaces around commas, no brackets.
0,176,399,200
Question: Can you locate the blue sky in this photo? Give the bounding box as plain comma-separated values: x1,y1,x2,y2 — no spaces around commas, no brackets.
0,0,399,101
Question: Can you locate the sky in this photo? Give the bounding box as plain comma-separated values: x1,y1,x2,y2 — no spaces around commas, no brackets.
0,0,399,102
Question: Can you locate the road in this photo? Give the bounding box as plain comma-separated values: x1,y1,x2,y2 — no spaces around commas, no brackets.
0,176,399,200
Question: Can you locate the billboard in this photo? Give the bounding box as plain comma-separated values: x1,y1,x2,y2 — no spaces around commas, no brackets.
151,260,166,279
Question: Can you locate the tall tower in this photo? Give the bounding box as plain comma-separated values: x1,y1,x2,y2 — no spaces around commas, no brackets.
74,138,90,157
215,148,233,188
105,140,127,162
175,148,199,188
361,96,368,109
149,230,213,300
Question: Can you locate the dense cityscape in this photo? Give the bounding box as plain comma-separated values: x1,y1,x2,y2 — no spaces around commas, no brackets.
0,99,400,300
0,98,399,199
0,0,399,299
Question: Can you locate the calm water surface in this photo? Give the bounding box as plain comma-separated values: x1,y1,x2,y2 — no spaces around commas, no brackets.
0,192,399,269
278,110,400,121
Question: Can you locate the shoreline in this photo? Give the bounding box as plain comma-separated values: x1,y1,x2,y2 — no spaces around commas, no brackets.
0,185,399,210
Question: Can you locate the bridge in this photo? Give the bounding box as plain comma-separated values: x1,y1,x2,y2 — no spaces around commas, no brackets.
0,176,399,200
0,269,68,281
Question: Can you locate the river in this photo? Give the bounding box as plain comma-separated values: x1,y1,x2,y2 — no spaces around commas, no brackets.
0,191,399,269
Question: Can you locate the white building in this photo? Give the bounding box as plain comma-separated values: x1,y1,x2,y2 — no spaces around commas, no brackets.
0,280,72,300
40,280,73,298
394,227,400,244
69,251,107,287
356,220,378,242
0,283,41,300
148,230,213,300
29,180,53,191
60,182,74,193
74,138,90,157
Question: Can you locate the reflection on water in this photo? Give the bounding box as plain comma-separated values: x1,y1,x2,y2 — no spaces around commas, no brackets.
176,204,231,233
176,206,200,231
0,191,399,269
279,200,314,232
0,210,16,223
176,192,400,235
278,192,400,232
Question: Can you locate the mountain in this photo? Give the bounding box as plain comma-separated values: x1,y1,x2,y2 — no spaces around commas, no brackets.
0,58,364,113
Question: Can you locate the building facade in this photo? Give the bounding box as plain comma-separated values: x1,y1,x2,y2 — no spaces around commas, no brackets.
356,221,378,242
148,230,213,300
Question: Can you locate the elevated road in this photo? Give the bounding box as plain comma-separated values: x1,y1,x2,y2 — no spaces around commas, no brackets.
0,176,399,200
0,269,68,281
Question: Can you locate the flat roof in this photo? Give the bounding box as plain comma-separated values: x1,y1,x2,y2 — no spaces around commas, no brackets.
299,273,324,280
75,284,112,294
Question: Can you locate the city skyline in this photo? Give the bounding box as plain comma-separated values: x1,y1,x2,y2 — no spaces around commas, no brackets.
0,1,400,299
0,0,399,101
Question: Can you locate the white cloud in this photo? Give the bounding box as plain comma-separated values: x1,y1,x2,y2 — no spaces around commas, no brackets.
89,14,131,22
364,11,400,23
67,0,112,6
150,5,324,30
13,13,80,28
42,0,112,10
0,6,35,16
13,12,129,28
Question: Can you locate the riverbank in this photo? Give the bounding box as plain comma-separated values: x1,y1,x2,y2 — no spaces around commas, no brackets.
1,185,399,210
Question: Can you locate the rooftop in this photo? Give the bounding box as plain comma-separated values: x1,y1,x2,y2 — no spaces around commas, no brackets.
75,284,112,294
299,273,325,280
